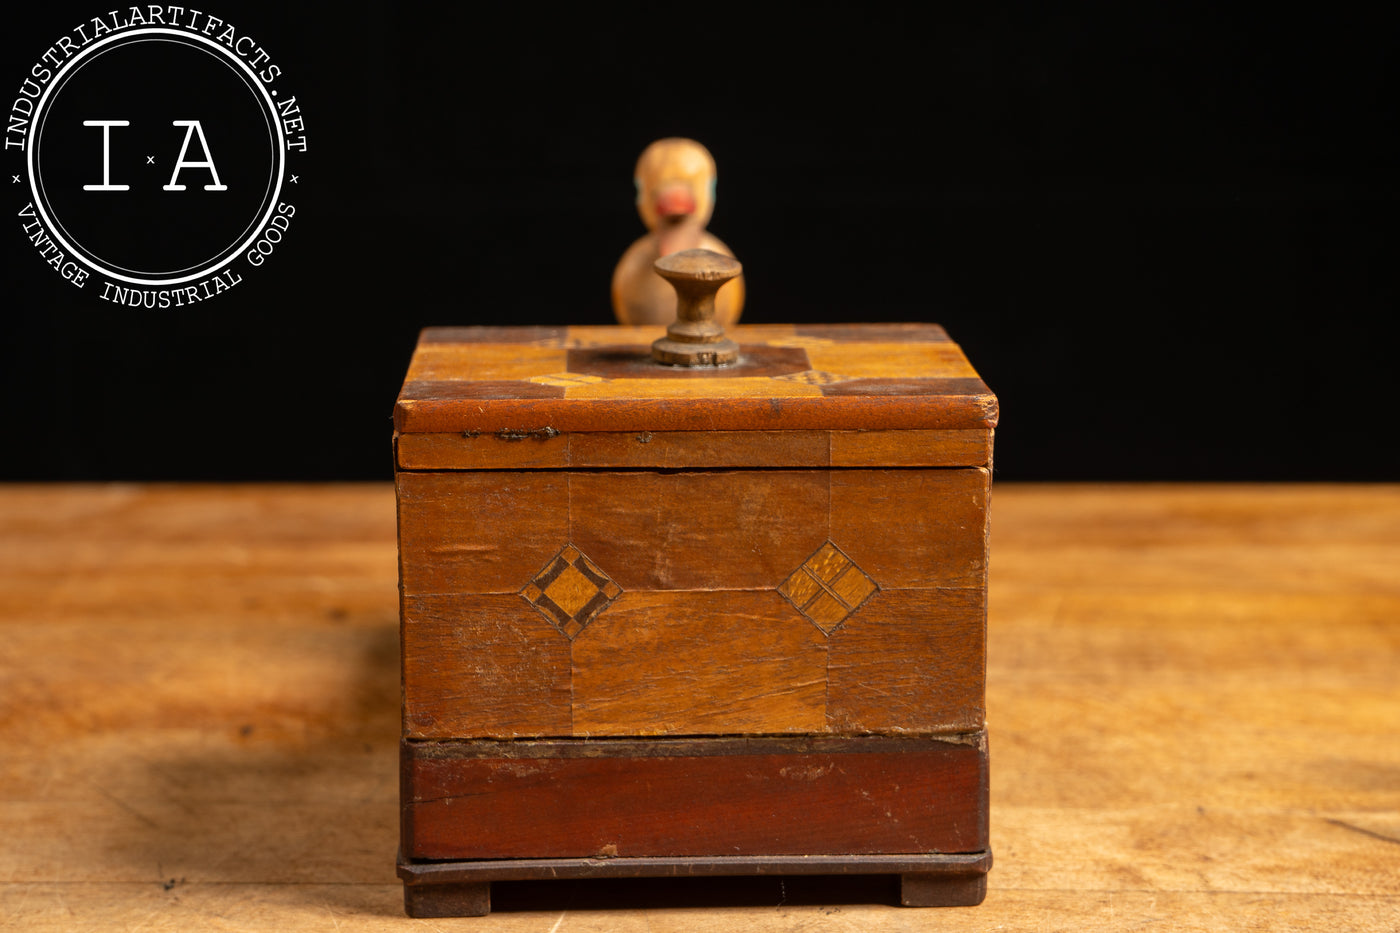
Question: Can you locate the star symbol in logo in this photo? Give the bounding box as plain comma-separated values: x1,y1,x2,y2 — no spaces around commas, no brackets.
10,174,20,184
289,174,299,184
146,155,155,164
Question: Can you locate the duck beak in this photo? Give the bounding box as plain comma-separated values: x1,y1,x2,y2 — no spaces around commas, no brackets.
653,183,696,219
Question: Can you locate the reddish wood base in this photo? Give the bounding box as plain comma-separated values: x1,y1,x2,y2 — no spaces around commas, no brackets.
402,735,988,860
400,735,990,916
398,852,992,917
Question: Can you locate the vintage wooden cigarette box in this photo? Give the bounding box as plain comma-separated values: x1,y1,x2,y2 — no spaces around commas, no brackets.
394,320,997,917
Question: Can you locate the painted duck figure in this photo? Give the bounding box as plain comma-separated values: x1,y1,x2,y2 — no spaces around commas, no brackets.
611,138,745,326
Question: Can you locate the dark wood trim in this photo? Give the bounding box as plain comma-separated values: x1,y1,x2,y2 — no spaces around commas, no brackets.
567,345,811,379
398,850,992,884
398,851,990,916
407,733,983,760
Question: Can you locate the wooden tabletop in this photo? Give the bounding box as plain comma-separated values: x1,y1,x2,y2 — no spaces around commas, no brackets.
1,483,1396,931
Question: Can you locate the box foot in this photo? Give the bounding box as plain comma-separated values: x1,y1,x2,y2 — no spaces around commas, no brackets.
900,872,986,907
404,881,491,918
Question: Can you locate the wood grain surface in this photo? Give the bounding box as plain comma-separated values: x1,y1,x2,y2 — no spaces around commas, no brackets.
395,428,993,470
826,587,986,734
570,591,830,736
401,594,572,738
397,468,989,738
393,324,998,434
2,483,1399,930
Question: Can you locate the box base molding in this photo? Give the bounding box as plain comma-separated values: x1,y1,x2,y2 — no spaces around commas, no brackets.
398,850,992,917
402,734,989,861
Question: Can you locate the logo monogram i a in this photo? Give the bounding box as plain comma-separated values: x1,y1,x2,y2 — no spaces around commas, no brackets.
81,119,229,192
12,21,305,303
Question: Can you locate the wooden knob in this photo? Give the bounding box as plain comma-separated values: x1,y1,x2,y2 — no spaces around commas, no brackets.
651,248,742,366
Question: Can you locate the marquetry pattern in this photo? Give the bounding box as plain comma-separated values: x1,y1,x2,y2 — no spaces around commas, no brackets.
763,335,837,348
399,325,986,411
520,539,880,641
774,370,851,385
401,467,990,739
778,541,879,634
529,372,607,387
521,545,623,639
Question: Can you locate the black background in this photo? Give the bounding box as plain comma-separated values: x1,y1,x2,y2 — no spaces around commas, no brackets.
4,5,1396,481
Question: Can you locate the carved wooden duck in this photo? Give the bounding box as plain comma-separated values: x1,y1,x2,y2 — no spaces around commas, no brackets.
611,138,745,326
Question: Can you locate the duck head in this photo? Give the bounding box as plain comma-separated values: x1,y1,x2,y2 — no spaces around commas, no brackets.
634,138,717,257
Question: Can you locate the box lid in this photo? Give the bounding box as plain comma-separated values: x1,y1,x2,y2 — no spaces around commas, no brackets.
394,323,997,470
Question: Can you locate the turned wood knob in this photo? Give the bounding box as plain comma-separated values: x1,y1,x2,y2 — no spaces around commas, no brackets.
651,248,742,366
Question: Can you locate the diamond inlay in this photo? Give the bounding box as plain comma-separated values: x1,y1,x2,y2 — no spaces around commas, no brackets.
521,545,622,639
778,541,878,635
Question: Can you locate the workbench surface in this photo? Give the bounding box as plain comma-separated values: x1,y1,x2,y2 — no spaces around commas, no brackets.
2,483,1396,931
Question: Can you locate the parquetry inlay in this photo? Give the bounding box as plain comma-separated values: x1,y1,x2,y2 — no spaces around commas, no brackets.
529,372,608,387
521,545,622,639
773,370,851,385
778,541,878,634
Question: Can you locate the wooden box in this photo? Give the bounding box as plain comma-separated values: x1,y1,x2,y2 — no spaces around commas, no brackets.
393,323,997,916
